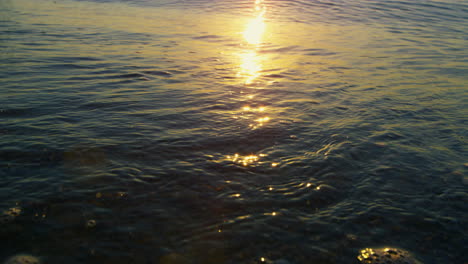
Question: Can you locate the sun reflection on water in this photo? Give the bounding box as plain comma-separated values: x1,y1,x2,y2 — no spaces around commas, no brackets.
238,0,267,85
248,116,270,129
244,0,265,45
238,50,262,84
227,153,268,166
243,12,265,45
242,105,266,112
224,152,280,168
221,1,280,170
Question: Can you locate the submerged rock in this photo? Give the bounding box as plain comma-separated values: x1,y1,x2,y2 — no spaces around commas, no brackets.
86,219,97,228
357,247,422,264
4,254,41,264
0,207,21,224
159,253,191,264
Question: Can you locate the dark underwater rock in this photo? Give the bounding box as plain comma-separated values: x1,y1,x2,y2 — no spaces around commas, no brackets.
3,254,41,264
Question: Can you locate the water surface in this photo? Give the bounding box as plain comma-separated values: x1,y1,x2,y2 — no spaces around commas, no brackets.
0,0,467,263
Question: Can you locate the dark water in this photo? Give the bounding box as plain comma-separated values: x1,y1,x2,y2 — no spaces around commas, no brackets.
0,0,467,263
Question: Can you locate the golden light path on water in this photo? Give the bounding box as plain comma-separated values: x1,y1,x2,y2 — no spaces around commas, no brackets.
239,51,262,85
243,0,266,45
238,0,266,84
226,0,276,168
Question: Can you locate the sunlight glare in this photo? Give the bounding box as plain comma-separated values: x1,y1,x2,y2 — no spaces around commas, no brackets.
226,153,268,166
243,13,265,45
239,50,262,84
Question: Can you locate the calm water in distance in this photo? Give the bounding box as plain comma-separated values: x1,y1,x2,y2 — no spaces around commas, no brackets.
0,0,467,263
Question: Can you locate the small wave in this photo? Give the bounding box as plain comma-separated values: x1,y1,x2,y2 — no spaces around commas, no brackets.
303,48,337,56
142,70,173,77
0,108,33,118
192,35,223,40
258,45,301,54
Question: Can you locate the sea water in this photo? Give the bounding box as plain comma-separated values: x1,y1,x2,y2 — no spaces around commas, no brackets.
0,0,466,263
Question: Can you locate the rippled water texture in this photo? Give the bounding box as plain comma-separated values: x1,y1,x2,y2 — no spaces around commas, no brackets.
0,0,467,263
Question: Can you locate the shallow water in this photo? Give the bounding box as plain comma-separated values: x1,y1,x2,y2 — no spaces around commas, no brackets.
0,0,467,263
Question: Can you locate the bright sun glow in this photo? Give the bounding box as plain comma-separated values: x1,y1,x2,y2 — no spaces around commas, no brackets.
243,0,266,45
243,13,265,45
239,0,266,84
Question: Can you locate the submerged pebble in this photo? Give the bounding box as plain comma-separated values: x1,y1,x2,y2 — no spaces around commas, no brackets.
86,219,96,228
3,254,41,264
357,247,422,264
159,253,191,264
0,207,21,224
